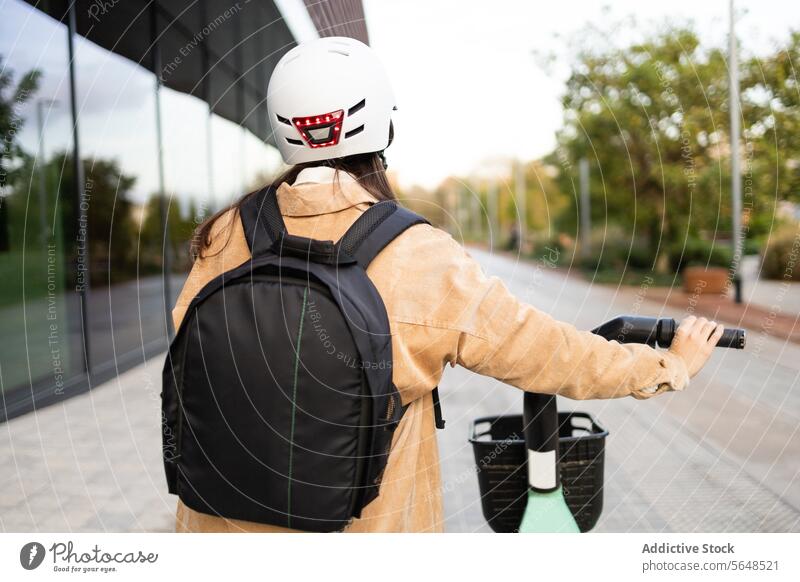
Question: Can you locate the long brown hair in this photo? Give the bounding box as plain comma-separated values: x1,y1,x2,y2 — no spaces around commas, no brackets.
191,151,396,260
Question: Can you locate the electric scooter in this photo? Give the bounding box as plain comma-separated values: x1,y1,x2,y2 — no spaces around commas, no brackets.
469,315,746,533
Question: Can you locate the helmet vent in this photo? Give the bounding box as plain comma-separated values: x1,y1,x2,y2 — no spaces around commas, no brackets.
286,137,303,145
328,49,350,57
276,114,291,125
344,125,364,139
348,99,366,115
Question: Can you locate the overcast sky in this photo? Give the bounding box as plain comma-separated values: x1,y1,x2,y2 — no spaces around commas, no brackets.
364,0,800,188
3,0,799,204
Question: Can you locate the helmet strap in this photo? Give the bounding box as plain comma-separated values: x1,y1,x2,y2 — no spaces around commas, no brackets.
378,150,388,170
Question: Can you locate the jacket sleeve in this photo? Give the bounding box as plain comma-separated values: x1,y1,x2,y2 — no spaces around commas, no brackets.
432,236,690,401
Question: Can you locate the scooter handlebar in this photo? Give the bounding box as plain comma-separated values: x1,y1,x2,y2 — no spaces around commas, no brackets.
590,316,746,349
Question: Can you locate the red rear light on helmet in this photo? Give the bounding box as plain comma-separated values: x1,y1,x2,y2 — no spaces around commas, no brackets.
292,109,344,148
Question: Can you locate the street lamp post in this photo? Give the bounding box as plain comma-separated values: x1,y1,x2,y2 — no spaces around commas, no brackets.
36,99,58,246
151,3,174,338
729,0,744,303
471,187,482,240
579,157,591,259
487,178,498,251
515,160,526,251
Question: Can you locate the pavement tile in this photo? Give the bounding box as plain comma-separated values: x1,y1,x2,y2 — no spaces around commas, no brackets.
2,249,798,533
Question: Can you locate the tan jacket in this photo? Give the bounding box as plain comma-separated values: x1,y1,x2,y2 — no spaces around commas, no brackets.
172,173,689,533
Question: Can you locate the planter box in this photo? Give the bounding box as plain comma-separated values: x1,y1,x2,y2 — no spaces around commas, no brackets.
683,266,729,295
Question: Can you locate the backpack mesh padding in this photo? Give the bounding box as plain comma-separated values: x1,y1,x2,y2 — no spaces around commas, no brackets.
258,189,286,241
337,201,398,258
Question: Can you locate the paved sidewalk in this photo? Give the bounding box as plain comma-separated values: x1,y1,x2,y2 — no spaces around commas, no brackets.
2,249,798,533
741,255,800,317
646,287,800,345
643,255,800,345
0,358,174,532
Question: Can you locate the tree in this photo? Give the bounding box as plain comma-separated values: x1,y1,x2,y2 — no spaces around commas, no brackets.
741,31,800,235
0,56,41,252
551,24,790,272
140,193,195,274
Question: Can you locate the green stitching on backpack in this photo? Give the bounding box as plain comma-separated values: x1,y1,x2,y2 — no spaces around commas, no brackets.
287,286,309,528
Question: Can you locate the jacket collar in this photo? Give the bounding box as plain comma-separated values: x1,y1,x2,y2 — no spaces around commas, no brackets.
276,167,377,217
292,166,354,186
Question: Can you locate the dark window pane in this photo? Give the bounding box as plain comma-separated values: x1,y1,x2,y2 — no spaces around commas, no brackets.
74,35,168,367
160,87,211,275
0,0,82,396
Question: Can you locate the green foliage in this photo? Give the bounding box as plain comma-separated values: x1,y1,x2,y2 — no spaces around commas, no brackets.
2,150,194,287
574,230,677,286
0,56,41,191
579,239,631,272
140,194,197,274
0,150,70,306
528,232,569,260
0,56,41,255
627,243,657,271
668,238,733,272
578,237,657,272
589,269,677,287
761,225,800,281
550,23,796,272
37,152,139,285
440,161,570,242
743,32,800,210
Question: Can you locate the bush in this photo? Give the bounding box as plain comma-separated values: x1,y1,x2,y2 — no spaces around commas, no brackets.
580,242,625,272
579,236,656,272
627,244,656,270
669,238,732,272
761,227,800,281
744,238,762,256
524,235,570,266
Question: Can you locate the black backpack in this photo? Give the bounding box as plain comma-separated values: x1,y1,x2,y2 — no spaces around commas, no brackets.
161,186,444,532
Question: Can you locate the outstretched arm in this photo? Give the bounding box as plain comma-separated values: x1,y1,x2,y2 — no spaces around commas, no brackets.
424,238,693,400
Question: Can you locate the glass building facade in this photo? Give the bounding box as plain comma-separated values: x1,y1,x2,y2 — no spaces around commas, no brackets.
0,0,361,420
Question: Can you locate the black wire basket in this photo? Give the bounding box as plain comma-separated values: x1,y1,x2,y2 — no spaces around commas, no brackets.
469,412,608,533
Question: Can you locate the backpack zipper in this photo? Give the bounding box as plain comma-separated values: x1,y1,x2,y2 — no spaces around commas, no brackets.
349,376,372,517
386,392,396,422
172,318,191,495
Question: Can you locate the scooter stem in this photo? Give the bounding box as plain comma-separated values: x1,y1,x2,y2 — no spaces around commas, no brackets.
518,393,580,533
523,393,560,492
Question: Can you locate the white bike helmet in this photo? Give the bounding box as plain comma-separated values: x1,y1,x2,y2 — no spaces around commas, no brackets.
267,37,396,165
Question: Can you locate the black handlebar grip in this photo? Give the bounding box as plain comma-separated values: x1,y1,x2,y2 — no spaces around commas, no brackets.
658,318,745,349
592,316,746,349
716,327,746,349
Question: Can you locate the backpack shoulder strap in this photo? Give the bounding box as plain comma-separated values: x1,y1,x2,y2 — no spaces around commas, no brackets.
431,387,445,429
240,186,286,257
337,201,429,269
337,202,445,429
